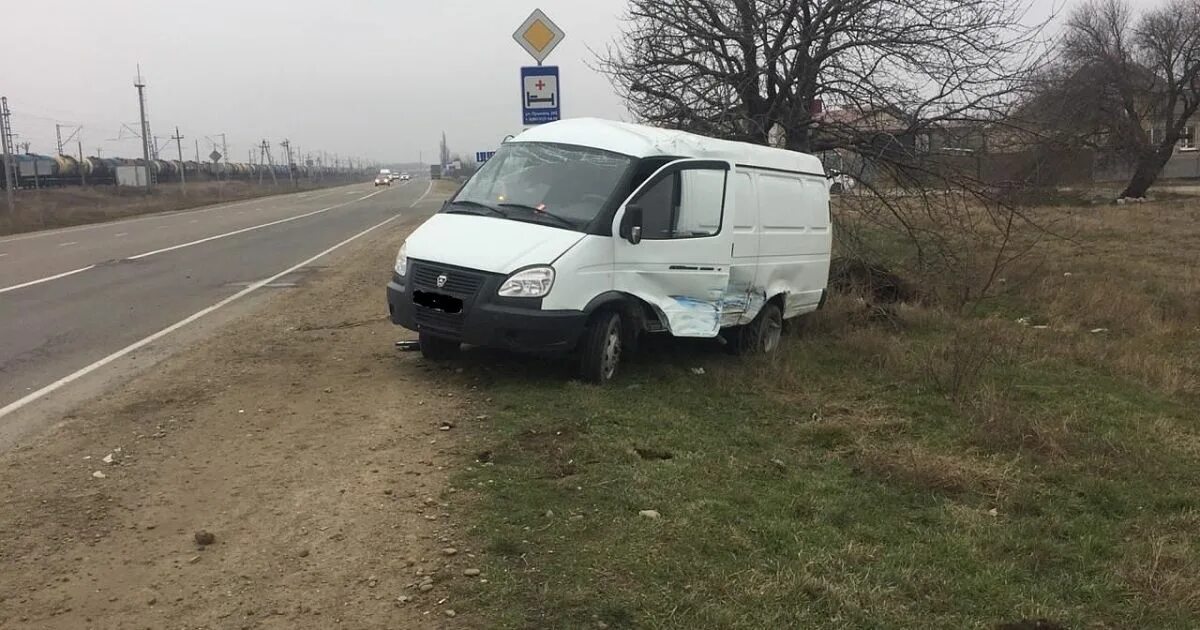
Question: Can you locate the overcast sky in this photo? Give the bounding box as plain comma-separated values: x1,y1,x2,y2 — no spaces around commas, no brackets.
5,0,1068,165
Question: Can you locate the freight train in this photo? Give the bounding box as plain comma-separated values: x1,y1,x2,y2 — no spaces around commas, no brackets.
0,153,362,189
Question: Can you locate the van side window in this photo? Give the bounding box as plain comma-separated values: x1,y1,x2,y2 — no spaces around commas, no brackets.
634,168,726,239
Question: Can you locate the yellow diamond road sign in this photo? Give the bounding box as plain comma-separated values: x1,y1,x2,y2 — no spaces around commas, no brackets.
513,9,565,64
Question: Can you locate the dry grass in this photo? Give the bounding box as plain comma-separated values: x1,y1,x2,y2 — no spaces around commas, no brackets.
1121,535,1200,615
997,199,1200,398
852,442,1017,498
0,178,361,235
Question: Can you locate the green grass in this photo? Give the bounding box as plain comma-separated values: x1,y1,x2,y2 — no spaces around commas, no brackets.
446,310,1199,629
446,199,1200,629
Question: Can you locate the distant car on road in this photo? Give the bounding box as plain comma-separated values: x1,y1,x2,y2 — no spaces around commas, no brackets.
399,173,411,181
374,175,390,187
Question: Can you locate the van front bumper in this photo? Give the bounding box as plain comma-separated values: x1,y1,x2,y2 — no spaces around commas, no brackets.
387,269,587,354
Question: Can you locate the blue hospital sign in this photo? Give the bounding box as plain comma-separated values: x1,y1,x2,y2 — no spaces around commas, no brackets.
521,66,560,125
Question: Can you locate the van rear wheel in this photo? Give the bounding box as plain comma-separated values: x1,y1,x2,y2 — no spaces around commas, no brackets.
727,302,783,355
419,332,460,361
579,311,623,384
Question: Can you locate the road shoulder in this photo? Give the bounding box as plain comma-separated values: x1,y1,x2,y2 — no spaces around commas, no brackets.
0,183,479,628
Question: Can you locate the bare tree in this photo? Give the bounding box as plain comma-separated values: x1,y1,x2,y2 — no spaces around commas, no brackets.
1058,0,1200,198
600,0,1045,153
600,0,1051,305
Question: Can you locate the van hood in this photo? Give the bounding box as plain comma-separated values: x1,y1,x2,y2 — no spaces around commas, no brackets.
404,213,587,274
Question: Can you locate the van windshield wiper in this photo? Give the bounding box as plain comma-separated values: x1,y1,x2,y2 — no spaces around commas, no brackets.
497,203,576,229
446,199,508,218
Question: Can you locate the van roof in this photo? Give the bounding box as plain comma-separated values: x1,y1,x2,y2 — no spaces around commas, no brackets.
512,118,824,176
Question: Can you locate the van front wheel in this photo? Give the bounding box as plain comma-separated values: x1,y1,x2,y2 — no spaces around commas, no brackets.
727,302,783,355
579,311,623,384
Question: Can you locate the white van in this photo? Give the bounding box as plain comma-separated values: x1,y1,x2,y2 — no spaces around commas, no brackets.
387,118,831,382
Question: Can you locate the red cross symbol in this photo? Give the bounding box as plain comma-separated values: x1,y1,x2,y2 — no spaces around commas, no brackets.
535,80,546,91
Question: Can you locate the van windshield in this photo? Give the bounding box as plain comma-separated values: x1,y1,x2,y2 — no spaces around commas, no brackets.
447,142,634,232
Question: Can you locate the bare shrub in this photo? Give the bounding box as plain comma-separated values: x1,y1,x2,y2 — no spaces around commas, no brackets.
922,320,1015,401
967,384,1075,460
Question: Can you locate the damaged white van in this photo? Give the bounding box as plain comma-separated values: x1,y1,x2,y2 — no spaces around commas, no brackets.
387,118,831,383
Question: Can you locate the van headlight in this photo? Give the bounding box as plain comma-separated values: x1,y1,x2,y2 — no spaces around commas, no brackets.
394,242,408,276
499,266,554,298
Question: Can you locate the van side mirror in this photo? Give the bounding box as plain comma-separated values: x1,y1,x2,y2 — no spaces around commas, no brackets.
620,205,644,245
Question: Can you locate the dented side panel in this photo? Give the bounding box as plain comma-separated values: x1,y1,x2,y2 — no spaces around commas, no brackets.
612,160,736,338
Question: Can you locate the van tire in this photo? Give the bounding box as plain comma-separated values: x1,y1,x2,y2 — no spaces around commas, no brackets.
579,311,623,384
727,302,784,355
419,332,460,361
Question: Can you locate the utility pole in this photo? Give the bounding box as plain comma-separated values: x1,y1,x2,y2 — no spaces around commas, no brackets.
55,124,82,159
259,139,278,187
134,65,153,189
1,96,15,220
78,139,86,186
171,126,186,194
194,138,199,163
280,139,295,186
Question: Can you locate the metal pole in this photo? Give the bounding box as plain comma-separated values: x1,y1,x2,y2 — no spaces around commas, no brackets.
1,97,14,220
173,126,186,194
78,140,86,186
135,67,152,189
281,139,295,187
56,124,64,156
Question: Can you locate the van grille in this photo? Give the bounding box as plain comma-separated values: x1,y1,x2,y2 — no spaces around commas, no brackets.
411,262,486,296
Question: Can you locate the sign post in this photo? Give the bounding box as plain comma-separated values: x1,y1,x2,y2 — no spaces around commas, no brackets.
513,9,565,126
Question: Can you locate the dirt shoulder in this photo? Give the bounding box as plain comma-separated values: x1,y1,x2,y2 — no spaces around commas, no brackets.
0,183,482,628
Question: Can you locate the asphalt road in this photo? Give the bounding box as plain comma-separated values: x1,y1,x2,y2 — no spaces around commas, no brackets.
0,179,435,447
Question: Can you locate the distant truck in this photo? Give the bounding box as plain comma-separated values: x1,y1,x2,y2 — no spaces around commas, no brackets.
430,165,443,180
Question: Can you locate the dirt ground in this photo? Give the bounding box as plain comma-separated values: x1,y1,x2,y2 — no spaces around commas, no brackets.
0,202,487,628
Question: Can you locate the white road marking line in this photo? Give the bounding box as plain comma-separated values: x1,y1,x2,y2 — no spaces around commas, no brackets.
0,212,403,423
0,265,97,296
58,241,78,247
157,225,169,230
0,184,360,245
114,232,128,238
410,180,434,207
0,253,8,257
189,219,199,224
127,189,388,261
